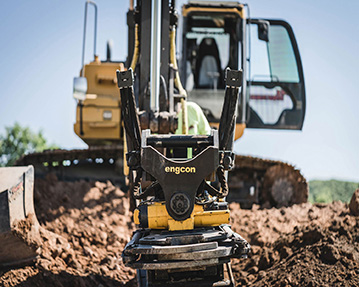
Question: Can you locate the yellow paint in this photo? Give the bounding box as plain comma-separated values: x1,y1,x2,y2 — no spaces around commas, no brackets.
135,202,230,231
182,6,244,18
76,106,120,122
134,209,140,225
84,97,118,107
74,61,125,145
123,132,129,176
84,61,124,96
193,210,229,227
210,122,246,141
147,202,171,229
74,122,120,140
74,105,121,142
168,217,194,231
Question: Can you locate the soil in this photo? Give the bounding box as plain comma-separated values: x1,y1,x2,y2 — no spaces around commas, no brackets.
230,202,359,286
1,175,136,287
349,188,359,216
1,176,358,287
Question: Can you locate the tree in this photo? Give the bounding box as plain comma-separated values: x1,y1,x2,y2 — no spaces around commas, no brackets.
0,122,58,167
309,179,359,203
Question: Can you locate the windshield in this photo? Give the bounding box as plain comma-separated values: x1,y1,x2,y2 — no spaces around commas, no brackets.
181,13,241,121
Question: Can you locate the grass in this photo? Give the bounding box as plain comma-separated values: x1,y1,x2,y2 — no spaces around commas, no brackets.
308,179,359,203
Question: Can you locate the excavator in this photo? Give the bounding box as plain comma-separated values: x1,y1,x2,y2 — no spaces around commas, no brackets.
1,0,307,280
74,0,305,285
117,1,251,285
16,0,308,209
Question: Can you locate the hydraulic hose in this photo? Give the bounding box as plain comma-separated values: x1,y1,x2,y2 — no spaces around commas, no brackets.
181,97,188,134
170,28,187,98
130,24,139,70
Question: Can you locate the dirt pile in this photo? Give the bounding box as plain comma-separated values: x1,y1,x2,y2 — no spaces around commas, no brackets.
1,177,359,287
0,175,136,287
230,202,359,286
349,188,359,216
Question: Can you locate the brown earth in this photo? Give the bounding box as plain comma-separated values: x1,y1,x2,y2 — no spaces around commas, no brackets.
230,202,359,286
1,176,359,287
1,175,136,287
349,188,359,216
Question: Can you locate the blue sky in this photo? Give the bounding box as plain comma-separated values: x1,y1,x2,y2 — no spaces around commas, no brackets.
0,0,358,181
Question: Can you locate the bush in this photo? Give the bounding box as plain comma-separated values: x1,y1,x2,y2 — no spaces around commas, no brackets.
0,122,58,166
309,180,359,203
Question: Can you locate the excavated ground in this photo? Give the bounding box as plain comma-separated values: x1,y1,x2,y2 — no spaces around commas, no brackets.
1,176,358,287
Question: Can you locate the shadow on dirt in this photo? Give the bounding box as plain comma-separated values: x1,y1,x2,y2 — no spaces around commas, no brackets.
16,271,136,287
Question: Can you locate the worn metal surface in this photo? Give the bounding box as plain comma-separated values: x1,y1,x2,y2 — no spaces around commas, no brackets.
138,227,227,245
128,241,218,255
158,245,232,261
0,165,39,267
123,225,249,276
141,144,219,221
128,258,220,270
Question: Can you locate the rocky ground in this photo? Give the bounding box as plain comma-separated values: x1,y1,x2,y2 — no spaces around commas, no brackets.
1,176,358,287
230,201,359,286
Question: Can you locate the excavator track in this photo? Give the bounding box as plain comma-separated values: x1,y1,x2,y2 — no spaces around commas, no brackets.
15,146,125,184
15,149,307,208
228,155,308,208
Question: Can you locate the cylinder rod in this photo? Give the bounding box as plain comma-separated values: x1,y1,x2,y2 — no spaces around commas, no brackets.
150,0,162,112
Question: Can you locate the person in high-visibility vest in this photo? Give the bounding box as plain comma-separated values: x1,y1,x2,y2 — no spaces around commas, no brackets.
175,101,211,136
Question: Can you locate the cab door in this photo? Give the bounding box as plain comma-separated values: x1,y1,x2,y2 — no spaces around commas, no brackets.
246,20,306,130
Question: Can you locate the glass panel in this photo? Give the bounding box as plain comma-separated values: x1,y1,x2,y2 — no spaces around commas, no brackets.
188,89,224,120
249,25,271,81
249,86,293,124
186,27,230,91
249,24,299,83
186,27,230,119
267,25,299,83
247,20,305,130
187,27,230,71
183,13,241,122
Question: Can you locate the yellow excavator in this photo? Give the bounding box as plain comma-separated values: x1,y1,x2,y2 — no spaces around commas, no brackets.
17,0,308,209
2,0,308,280
113,1,305,285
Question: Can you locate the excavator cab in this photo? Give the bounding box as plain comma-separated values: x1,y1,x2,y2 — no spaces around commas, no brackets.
181,2,242,123
180,2,306,137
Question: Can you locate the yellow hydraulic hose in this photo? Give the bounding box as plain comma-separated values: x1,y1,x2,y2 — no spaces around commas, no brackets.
130,24,139,71
170,28,187,98
181,97,188,135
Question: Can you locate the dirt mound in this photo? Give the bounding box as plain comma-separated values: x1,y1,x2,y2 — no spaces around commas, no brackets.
1,176,359,286
230,202,359,286
0,175,136,287
349,188,359,216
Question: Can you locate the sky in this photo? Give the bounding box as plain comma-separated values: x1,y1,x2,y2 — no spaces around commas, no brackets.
0,0,358,181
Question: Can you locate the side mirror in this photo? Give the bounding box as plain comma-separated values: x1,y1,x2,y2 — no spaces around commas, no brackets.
258,22,269,42
250,19,270,42
73,77,87,101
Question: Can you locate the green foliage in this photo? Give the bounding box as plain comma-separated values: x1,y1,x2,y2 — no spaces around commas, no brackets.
0,122,58,167
309,180,359,203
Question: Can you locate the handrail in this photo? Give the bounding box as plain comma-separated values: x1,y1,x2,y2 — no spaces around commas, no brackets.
81,0,98,77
